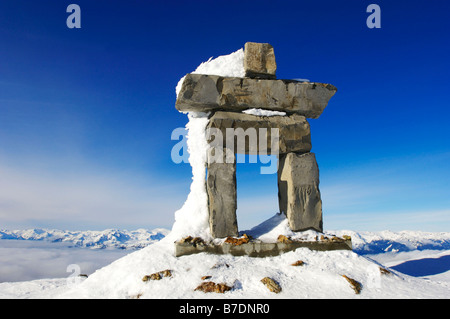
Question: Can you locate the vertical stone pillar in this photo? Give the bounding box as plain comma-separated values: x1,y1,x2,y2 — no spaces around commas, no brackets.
278,152,323,232
207,149,238,238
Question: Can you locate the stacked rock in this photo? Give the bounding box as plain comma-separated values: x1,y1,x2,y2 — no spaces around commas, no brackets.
176,42,337,239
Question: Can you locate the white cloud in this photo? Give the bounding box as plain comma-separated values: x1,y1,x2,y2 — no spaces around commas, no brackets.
0,240,130,283
0,160,185,230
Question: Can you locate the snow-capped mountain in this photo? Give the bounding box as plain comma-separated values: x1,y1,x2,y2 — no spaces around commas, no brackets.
0,228,169,250
2,227,450,255
332,230,450,255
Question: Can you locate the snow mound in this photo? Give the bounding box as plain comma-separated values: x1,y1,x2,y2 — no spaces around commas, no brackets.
49,215,450,299
242,213,322,242
58,234,450,299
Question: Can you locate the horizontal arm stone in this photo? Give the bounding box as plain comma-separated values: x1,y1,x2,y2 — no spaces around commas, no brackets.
176,74,337,119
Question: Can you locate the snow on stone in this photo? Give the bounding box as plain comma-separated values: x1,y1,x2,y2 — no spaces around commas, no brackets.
169,48,246,242
242,108,287,117
167,112,211,242
192,48,245,78
175,48,245,98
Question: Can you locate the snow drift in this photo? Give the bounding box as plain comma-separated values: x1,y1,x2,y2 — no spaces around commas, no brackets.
57,227,450,299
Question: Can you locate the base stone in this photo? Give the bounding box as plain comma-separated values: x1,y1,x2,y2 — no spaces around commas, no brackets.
278,152,323,232
174,238,352,258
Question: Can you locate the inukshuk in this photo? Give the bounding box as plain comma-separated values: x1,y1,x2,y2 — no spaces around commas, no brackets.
176,42,337,240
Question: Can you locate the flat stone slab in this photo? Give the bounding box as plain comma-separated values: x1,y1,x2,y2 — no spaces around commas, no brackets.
207,111,311,155
176,74,337,119
174,238,352,258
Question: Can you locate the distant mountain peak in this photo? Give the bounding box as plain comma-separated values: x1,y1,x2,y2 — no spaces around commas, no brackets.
0,228,170,250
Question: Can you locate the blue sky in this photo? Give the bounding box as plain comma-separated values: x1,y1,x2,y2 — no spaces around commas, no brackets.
0,0,449,232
